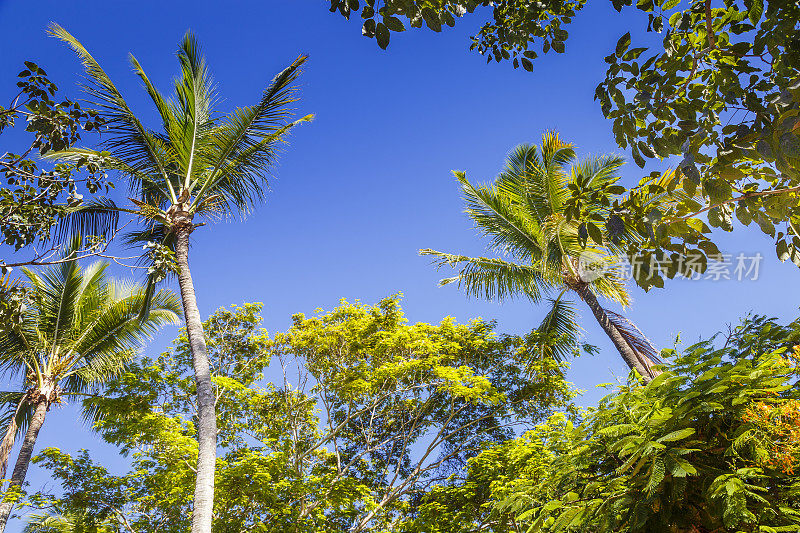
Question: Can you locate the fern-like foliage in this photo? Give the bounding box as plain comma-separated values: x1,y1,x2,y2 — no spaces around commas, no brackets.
495,314,800,533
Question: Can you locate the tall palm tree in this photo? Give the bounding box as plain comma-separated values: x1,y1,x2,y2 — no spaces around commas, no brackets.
46,25,311,533
421,132,662,381
0,249,180,532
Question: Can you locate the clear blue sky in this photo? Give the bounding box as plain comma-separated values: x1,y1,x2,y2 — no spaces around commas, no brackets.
0,1,796,529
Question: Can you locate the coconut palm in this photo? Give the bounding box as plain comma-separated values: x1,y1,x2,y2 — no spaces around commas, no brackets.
0,247,180,532
421,132,662,380
45,25,311,533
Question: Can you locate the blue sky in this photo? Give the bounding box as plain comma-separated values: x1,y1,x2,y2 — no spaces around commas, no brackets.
0,1,797,528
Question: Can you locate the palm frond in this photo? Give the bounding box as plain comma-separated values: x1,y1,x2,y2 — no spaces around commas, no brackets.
52,197,121,245
198,116,311,218
45,149,165,200
49,24,174,202
129,54,177,145
21,241,85,352
456,171,544,263
4,252,179,413
170,32,217,192
67,284,180,374
524,296,584,365
22,513,75,533
68,348,137,392
570,154,625,192
497,144,559,225
585,266,632,308
537,131,575,215
420,250,547,302
121,223,171,250
191,55,309,212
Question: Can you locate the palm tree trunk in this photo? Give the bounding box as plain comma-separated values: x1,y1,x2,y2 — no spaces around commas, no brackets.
574,283,656,382
0,399,48,533
174,227,216,533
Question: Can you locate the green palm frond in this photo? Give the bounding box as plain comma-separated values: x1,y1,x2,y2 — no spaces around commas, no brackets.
53,26,310,237
201,116,311,219
23,512,117,533
0,243,180,415
537,132,575,215
50,196,121,245
0,317,37,377
539,131,576,170
420,250,548,302
586,268,632,308
524,296,584,365
66,284,180,377
190,55,310,215
498,143,563,225
129,55,177,138
429,131,636,308
46,149,163,197
23,513,79,533
170,33,217,192
48,24,175,203
570,154,625,192
21,257,84,354
122,223,172,249
456,172,544,263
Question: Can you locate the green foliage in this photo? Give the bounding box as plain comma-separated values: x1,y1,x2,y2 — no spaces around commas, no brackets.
404,418,561,532
33,297,575,532
590,1,800,287
331,0,800,287
0,274,28,337
0,62,109,261
0,248,181,403
26,452,133,533
328,0,583,62
496,314,800,532
0,246,180,528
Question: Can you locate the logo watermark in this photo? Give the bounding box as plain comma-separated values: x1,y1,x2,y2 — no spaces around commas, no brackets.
578,252,763,282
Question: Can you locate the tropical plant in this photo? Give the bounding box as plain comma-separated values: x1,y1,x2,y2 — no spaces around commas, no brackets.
45,25,311,533
0,247,180,532
421,132,662,380
22,512,117,533
496,314,800,532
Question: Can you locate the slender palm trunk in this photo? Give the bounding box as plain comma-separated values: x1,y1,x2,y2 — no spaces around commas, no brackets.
0,400,48,533
574,283,656,382
174,227,216,533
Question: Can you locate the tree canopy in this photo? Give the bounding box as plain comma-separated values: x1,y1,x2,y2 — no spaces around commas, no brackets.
26,297,576,532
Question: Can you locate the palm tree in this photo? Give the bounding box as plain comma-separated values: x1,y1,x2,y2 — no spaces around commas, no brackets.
421,132,662,381
0,248,180,532
46,25,311,533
